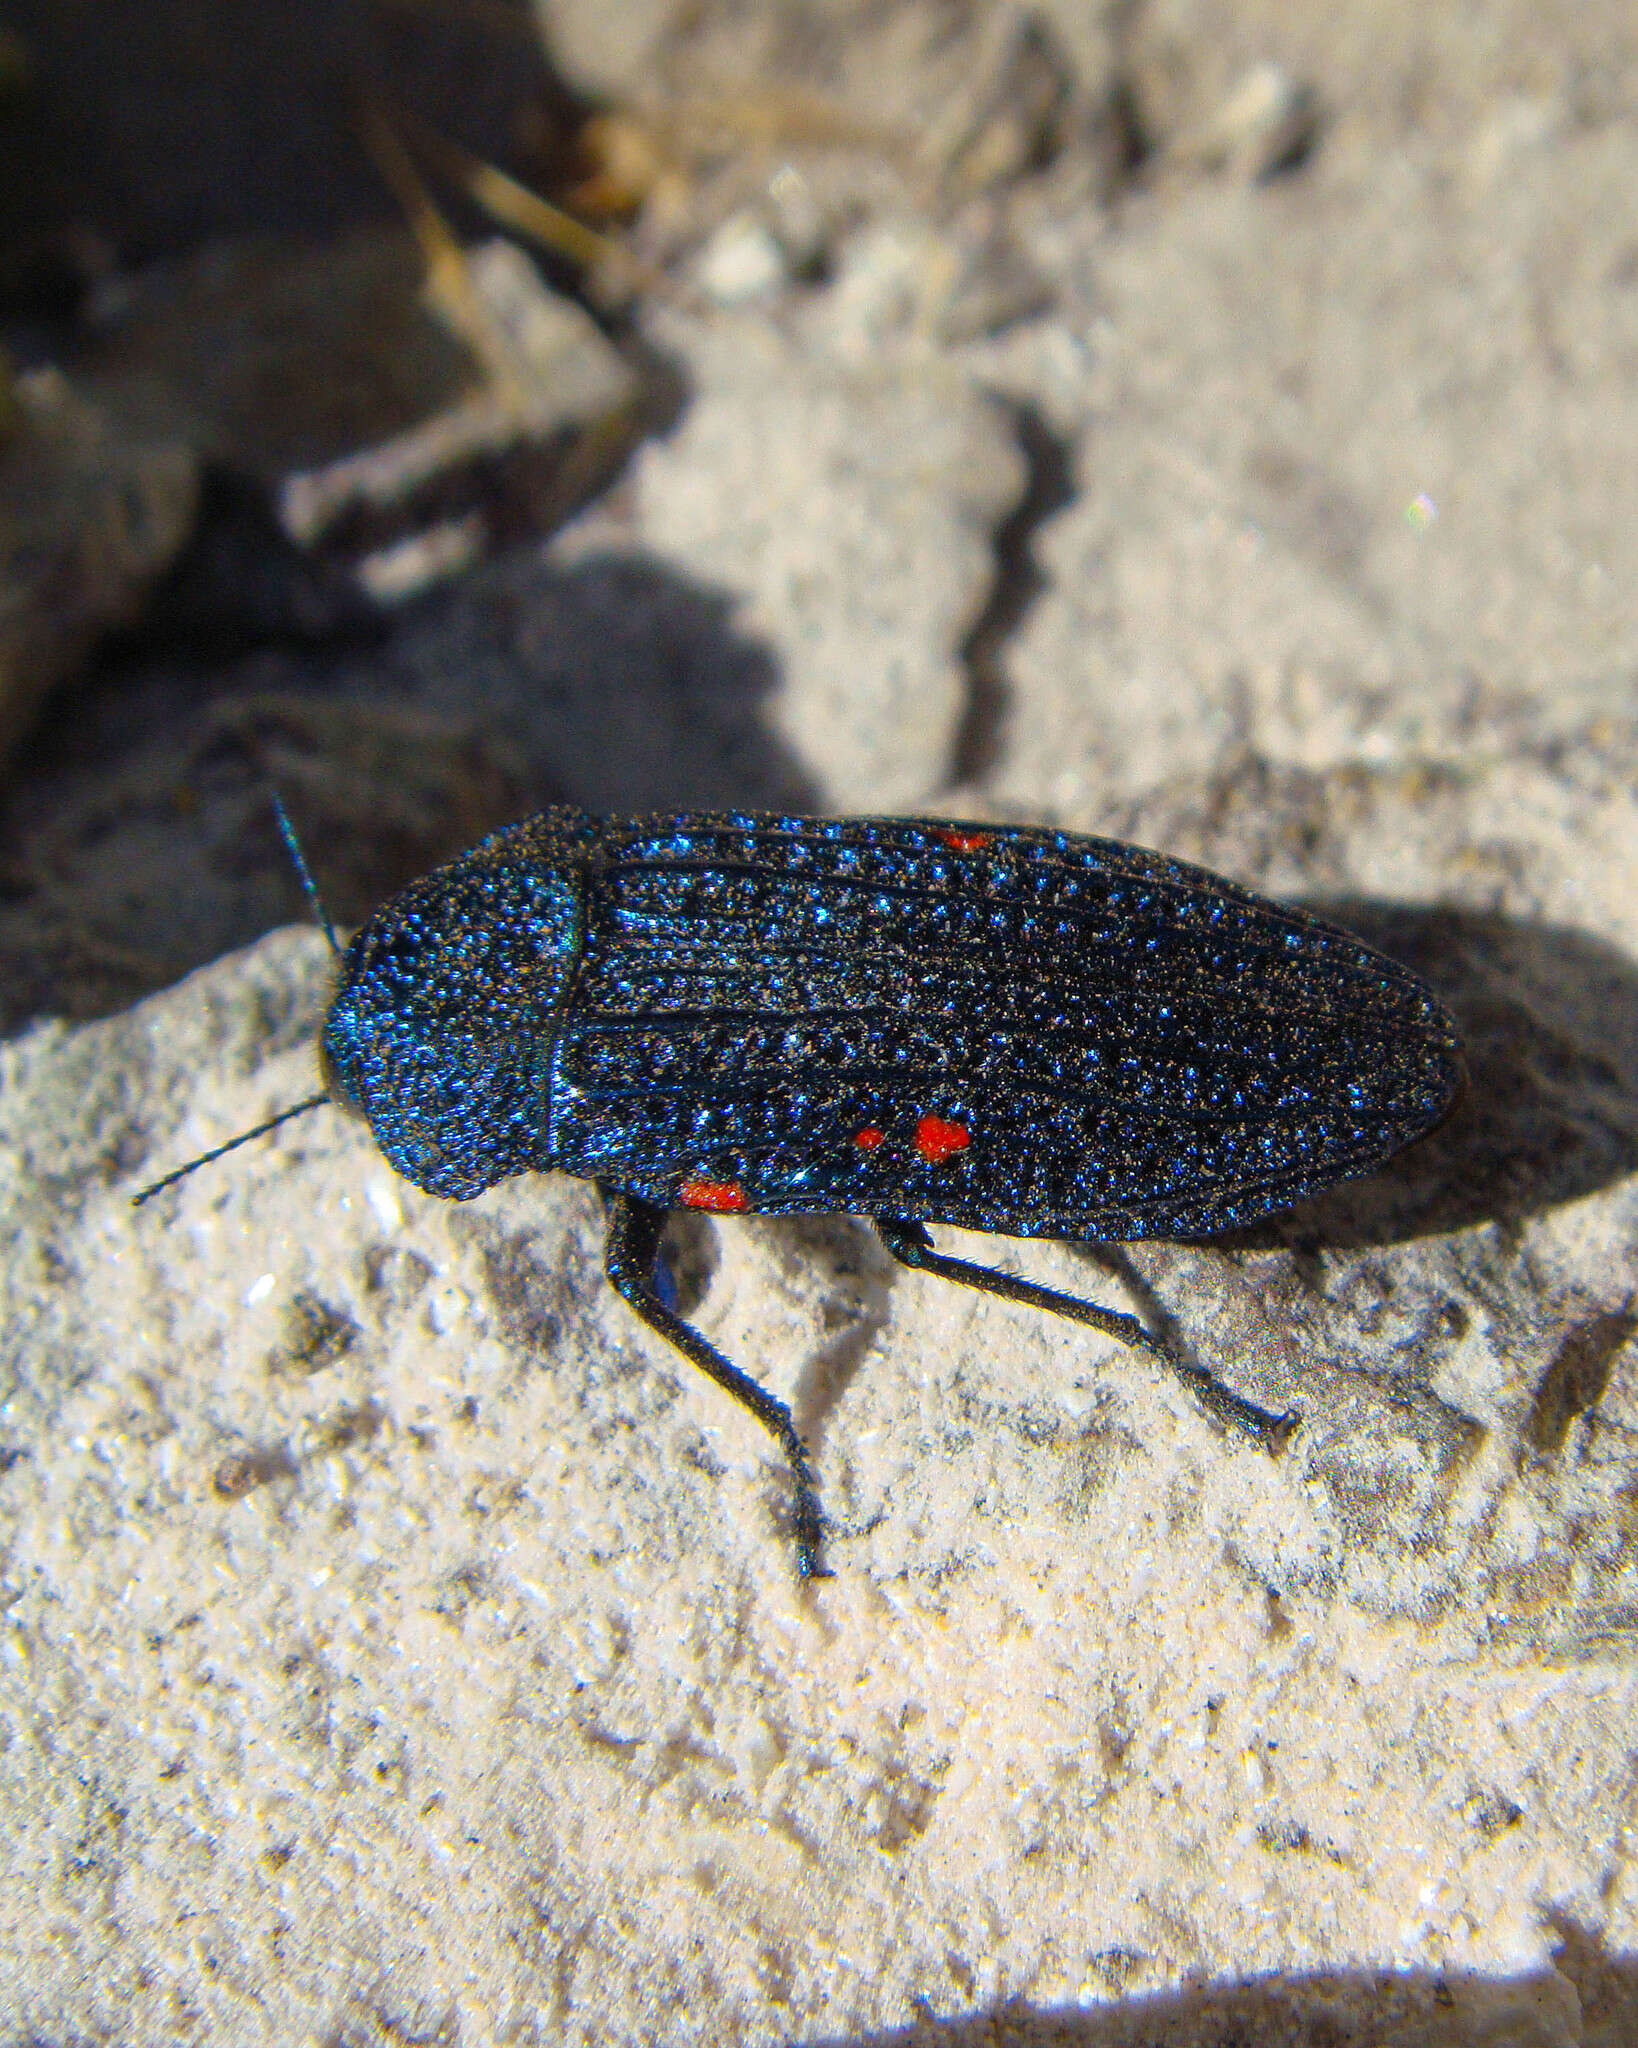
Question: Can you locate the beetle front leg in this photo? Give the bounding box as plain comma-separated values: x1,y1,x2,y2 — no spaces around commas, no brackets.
873,1215,1296,1453
601,1186,829,1578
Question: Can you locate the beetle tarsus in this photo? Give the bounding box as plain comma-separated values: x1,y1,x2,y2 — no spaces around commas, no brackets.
1155,1345,1300,1453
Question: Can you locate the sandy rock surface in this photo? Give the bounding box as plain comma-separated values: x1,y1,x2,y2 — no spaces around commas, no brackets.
3,3,1637,2045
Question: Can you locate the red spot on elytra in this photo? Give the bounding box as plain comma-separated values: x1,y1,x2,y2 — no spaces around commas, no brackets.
853,1126,885,1151
915,1114,970,1163
938,828,993,852
680,1177,748,1213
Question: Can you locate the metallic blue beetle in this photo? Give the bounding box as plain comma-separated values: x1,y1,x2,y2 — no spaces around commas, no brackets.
153,809,1466,1576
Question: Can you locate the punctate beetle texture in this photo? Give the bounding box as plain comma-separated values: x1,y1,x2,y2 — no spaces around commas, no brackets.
138,809,1465,1577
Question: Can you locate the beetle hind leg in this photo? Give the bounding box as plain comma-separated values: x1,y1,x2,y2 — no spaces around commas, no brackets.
601,1186,829,1578
873,1215,1296,1453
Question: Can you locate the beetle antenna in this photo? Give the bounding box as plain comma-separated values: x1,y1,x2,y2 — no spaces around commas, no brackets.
131,1092,331,1207
272,790,339,956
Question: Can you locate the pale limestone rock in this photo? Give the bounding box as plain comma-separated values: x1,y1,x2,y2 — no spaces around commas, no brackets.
2,735,1633,2041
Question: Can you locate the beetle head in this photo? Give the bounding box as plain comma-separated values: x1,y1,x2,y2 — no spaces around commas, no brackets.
322,851,582,1199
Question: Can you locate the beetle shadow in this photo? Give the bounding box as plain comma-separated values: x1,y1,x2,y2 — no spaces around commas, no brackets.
1222,899,1638,1252
798,1917,1637,2048
756,1215,899,1454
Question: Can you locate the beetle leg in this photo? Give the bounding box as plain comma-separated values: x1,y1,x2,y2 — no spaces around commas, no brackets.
872,1216,1296,1454
601,1186,829,1578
